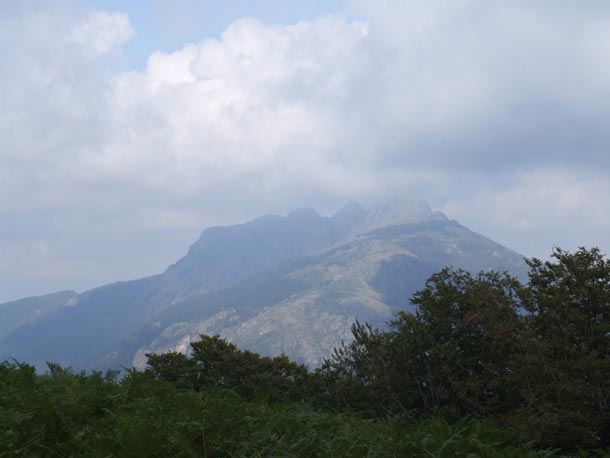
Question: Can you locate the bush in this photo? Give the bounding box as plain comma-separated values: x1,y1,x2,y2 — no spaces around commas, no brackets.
0,360,564,457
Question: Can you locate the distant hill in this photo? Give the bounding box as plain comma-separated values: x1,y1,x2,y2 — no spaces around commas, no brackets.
0,290,77,342
0,197,526,369
0,201,366,368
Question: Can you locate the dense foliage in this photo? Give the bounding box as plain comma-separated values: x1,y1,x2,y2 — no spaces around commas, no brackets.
2,247,609,456
320,247,610,450
145,335,312,403
0,360,572,457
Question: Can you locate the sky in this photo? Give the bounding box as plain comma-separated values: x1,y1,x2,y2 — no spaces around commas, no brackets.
1,0,610,302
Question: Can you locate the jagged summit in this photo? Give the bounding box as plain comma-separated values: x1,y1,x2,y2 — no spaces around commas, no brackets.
334,200,366,219
367,196,432,224
346,196,440,236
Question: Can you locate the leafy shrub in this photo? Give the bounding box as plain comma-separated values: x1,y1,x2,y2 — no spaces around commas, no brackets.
0,360,570,457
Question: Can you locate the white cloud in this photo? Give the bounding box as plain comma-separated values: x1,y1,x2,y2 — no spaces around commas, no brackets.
442,168,610,258
69,10,133,56
1,1,610,300
88,16,370,198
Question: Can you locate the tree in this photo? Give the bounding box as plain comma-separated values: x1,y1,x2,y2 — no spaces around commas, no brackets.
146,335,311,403
321,247,610,449
145,351,193,388
321,268,525,419
315,320,397,414
516,247,610,448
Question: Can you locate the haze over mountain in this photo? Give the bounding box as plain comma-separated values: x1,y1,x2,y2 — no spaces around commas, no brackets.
0,197,526,369
2,2,610,306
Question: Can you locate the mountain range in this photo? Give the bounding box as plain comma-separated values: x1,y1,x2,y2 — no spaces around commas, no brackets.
0,197,527,369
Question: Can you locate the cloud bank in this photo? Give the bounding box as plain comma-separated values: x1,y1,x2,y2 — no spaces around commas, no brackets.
1,0,610,301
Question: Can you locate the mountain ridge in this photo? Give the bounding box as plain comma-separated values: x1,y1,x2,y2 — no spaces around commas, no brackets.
0,197,527,369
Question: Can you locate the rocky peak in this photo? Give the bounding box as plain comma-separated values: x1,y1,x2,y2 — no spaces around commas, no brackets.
351,196,436,235
331,200,366,230
333,200,366,220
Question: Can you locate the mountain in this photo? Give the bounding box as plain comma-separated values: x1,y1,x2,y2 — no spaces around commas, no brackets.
0,202,366,369
109,218,526,368
0,290,77,342
0,197,526,369
349,196,441,235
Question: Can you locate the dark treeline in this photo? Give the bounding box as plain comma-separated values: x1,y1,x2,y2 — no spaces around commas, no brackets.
2,247,610,456
319,247,610,449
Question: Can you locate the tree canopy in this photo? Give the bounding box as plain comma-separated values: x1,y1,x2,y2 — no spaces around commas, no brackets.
321,247,610,449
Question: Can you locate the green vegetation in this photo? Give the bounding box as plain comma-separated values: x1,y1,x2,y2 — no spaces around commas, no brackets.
1,361,565,457
320,247,610,451
1,247,609,456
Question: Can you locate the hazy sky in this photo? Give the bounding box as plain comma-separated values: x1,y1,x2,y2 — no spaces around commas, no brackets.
1,0,610,302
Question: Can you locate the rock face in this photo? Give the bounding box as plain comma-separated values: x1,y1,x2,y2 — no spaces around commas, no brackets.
117,218,526,368
352,196,435,234
0,197,527,370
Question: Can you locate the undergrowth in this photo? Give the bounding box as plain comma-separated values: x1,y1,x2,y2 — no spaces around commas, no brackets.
1,360,599,458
